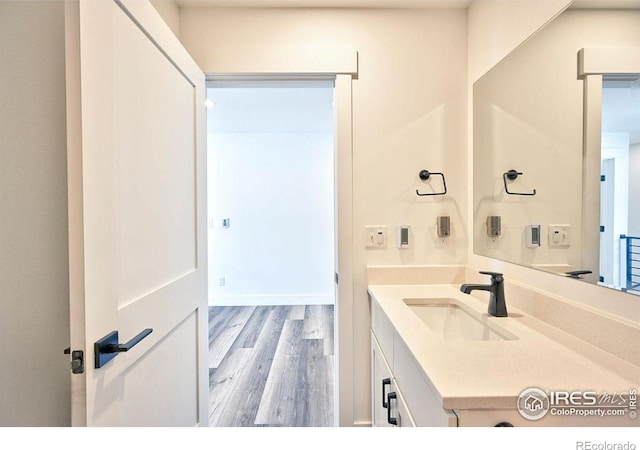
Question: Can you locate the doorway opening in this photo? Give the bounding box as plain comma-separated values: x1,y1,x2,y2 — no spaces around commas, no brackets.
206,80,337,426
599,76,640,295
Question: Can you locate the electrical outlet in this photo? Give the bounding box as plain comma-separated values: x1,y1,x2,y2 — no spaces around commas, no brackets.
365,226,387,249
219,277,226,287
548,224,570,248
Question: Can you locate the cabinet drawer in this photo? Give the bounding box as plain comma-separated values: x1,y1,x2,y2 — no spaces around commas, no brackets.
393,338,457,427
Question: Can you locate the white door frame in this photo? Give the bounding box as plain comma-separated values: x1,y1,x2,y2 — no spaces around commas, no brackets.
333,73,355,427
206,73,354,426
201,48,357,426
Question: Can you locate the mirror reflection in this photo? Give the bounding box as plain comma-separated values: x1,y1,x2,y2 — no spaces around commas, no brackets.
598,77,640,293
473,2,640,296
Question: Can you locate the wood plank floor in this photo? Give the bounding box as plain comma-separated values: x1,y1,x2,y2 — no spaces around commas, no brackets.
208,305,335,427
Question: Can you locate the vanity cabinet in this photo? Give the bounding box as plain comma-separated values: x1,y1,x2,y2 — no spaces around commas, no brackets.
369,280,639,428
371,296,518,427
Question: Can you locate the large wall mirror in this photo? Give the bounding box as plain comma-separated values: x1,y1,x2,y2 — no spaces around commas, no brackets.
473,0,640,296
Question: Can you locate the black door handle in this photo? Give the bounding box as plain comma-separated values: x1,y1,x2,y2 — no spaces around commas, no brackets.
94,328,153,369
382,378,391,408
387,391,398,426
105,328,153,353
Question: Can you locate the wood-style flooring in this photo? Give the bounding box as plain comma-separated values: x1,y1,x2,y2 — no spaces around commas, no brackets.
208,305,334,427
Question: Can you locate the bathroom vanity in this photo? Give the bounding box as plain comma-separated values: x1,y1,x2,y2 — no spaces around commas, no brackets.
368,267,639,427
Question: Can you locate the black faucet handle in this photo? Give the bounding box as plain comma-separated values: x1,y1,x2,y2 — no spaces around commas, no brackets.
479,271,504,282
565,270,592,279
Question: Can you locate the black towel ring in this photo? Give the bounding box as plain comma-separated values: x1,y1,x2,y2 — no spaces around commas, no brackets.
416,170,447,196
503,169,536,196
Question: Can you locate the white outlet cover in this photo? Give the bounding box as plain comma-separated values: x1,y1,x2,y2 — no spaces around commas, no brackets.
365,226,387,249
548,224,571,248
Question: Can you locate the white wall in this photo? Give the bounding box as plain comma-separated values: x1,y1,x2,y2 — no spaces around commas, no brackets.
630,143,640,236
180,7,468,425
150,0,181,37
0,1,70,426
207,86,335,305
468,0,571,83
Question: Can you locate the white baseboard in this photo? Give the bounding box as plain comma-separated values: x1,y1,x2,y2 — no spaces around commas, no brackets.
353,420,372,427
208,294,334,307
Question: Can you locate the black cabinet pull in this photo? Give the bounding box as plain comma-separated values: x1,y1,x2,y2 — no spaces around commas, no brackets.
94,328,153,369
382,378,391,408
386,392,398,426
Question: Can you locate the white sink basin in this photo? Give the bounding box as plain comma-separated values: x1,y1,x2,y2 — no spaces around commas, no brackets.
403,298,517,341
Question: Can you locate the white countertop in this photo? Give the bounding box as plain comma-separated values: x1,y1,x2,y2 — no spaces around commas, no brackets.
368,284,640,410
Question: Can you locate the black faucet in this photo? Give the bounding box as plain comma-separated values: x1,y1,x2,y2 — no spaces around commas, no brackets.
460,271,508,317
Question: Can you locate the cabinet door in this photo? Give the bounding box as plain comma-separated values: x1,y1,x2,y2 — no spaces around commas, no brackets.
371,331,394,427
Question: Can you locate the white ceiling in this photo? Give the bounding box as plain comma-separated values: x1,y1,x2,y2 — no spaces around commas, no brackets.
177,0,471,8
570,0,640,9
178,0,640,9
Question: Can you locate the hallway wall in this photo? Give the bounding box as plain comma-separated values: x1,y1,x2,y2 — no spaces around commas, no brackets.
207,86,335,305
0,1,70,426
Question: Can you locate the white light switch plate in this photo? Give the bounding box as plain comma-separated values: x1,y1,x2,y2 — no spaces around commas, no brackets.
365,226,387,249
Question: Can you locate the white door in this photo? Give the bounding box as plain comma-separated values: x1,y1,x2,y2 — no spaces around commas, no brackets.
65,0,208,426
